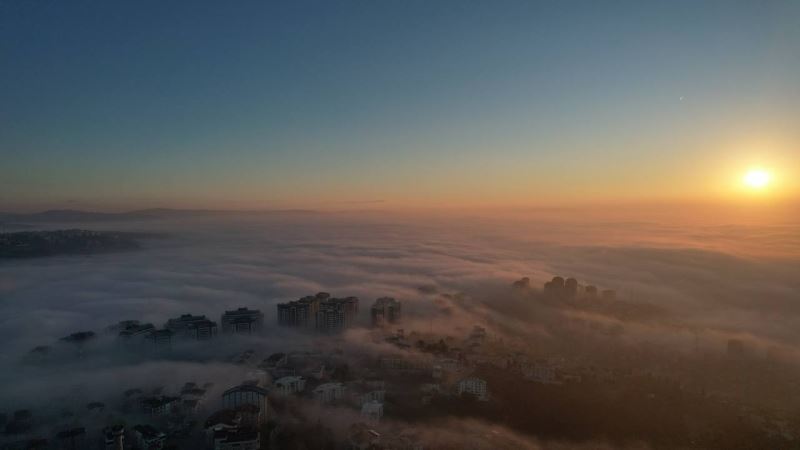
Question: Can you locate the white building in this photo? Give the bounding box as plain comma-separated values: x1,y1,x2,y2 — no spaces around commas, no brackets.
360,400,383,423
274,376,306,396
457,377,488,401
313,382,346,403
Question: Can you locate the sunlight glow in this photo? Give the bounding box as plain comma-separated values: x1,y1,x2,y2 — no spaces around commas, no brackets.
743,169,770,189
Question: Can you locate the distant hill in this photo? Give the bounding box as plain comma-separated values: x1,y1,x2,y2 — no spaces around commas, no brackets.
0,229,149,258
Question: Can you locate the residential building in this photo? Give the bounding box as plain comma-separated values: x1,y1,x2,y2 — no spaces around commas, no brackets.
273,376,306,396
313,382,346,403
316,297,359,333
543,276,566,296
276,292,328,327
564,278,579,297
512,277,531,289
117,323,155,342
457,377,488,401
145,329,174,348
234,404,262,428
165,314,218,340
221,308,264,335
222,385,269,424
370,297,401,327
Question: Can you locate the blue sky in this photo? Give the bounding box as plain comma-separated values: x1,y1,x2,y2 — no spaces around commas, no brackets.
1,0,798,210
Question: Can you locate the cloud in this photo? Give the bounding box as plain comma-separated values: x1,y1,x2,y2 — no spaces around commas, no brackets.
0,211,798,447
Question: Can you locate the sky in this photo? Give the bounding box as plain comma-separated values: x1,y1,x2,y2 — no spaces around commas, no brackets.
1,0,799,211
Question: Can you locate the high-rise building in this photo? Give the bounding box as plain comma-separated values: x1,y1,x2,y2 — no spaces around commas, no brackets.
118,323,155,340
165,314,218,340
189,319,218,340
543,276,566,297
370,297,402,327
276,293,327,327
316,296,359,333
145,329,174,349
221,308,264,335
564,278,578,298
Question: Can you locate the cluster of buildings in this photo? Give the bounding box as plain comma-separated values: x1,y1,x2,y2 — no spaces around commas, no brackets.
30,295,401,360
6,277,795,449
109,308,263,350
276,293,403,333
512,275,616,300
536,276,616,301
11,284,691,450
27,308,266,358
276,292,360,333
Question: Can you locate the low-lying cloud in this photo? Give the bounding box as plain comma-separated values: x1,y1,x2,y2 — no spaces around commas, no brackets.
0,210,798,446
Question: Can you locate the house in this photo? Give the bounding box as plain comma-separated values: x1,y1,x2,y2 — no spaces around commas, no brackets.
273,376,306,396
313,382,346,403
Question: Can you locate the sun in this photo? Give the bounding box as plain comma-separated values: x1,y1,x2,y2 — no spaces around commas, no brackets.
743,169,771,189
